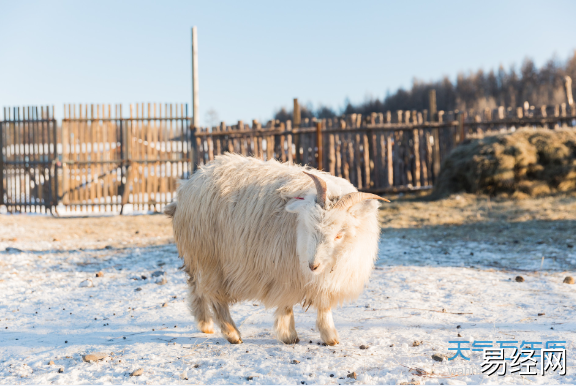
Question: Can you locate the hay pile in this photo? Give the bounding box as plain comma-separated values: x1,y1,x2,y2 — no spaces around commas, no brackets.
432,128,576,199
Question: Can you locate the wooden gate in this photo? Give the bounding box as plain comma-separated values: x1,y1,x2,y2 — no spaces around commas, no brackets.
61,104,125,213
60,103,193,214
0,106,58,213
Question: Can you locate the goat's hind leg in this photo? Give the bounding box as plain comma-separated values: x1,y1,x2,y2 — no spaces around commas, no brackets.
274,306,299,344
188,284,214,334
211,299,243,344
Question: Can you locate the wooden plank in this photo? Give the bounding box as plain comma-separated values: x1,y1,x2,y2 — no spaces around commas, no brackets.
95,104,102,209
146,103,153,211
413,128,420,187
286,120,293,165
328,129,335,175
354,131,362,188
393,131,401,186
301,127,309,165
363,131,370,188
102,104,110,210
316,121,323,170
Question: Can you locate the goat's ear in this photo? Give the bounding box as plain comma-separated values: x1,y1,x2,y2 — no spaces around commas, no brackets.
348,199,379,218
285,197,312,213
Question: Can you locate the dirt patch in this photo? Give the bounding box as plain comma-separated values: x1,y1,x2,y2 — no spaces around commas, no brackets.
432,128,576,199
380,192,576,245
1,192,575,259
0,213,174,250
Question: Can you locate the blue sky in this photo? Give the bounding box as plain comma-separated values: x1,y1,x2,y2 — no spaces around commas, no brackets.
1,0,575,125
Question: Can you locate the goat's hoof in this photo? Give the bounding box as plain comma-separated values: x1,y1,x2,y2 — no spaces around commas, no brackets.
280,336,300,345
320,329,340,346
198,321,214,334
227,337,243,344
224,330,243,344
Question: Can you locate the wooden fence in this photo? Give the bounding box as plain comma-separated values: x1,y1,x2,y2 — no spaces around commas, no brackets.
195,101,576,194
1,100,576,214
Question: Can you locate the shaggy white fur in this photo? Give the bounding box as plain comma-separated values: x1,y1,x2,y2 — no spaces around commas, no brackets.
166,153,384,345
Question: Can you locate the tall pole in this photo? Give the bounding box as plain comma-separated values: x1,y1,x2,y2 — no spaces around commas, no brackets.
293,98,301,127
192,26,199,128
565,76,574,106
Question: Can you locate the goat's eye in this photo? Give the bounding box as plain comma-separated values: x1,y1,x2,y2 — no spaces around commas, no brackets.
335,233,343,240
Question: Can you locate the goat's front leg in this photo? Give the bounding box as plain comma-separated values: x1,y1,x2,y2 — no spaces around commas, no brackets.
316,308,339,346
274,306,299,344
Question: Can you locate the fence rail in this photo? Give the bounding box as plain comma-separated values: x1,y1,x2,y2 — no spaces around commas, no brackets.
1,101,575,214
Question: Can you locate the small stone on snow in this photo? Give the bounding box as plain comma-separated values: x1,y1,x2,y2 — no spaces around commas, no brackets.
347,372,358,379
48,360,55,365
95,271,104,278
292,359,300,364
515,276,525,282
130,368,144,376
432,353,447,362
359,345,368,350
82,352,108,362
563,276,575,284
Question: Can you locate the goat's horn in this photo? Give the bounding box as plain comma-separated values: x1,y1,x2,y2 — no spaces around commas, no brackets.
303,171,327,208
332,192,390,211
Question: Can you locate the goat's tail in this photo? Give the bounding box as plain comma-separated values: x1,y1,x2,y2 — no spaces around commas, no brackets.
164,202,177,218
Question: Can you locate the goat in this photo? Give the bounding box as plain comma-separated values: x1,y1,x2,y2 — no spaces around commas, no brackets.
165,153,388,345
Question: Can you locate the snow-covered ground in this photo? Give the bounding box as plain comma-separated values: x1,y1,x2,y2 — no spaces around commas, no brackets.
1,231,575,385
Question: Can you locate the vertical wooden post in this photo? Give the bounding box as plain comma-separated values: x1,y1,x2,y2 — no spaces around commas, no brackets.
286,120,293,165
429,89,437,122
565,76,574,106
459,112,465,143
429,89,441,179
293,98,301,128
316,121,323,170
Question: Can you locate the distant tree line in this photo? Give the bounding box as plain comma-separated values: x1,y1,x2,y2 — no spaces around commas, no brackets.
274,51,576,121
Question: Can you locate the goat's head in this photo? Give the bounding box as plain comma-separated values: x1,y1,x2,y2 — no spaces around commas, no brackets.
285,171,389,275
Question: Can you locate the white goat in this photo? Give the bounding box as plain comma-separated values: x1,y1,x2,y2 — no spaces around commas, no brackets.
165,153,388,345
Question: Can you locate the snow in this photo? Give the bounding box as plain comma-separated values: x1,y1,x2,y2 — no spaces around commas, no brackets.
1,236,575,384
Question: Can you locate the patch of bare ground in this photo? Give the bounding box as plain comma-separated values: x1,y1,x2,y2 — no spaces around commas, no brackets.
0,213,174,250
1,192,575,255
380,192,576,262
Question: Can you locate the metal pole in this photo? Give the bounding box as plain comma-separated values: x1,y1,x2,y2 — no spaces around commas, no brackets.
192,26,199,128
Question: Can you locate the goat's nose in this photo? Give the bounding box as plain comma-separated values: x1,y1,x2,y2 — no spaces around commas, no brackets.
309,262,320,271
